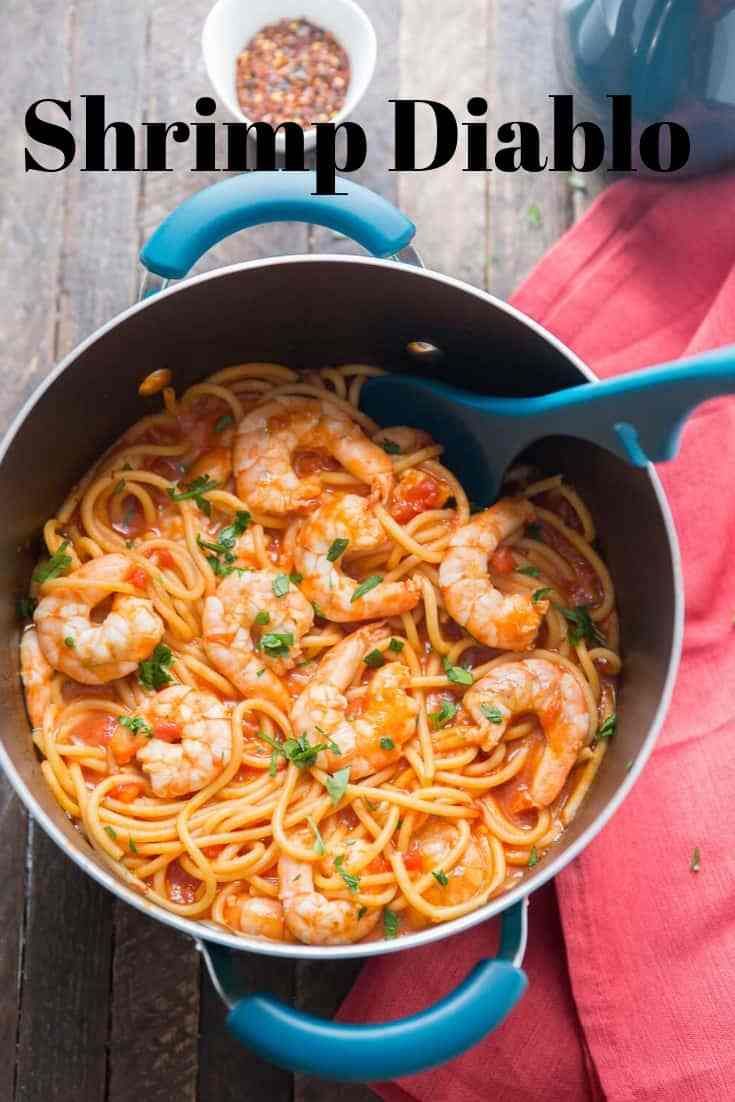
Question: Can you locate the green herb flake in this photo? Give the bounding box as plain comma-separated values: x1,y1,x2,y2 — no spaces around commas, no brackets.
432,869,449,887
527,846,540,868
357,905,368,920
325,766,351,805
128,836,139,854
118,715,152,737
63,636,76,649
597,713,617,741
272,573,290,598
311,601,326,619
16,597,37,620
556,604,606,647
113,479,126,495
380,737,395,751
381,439,401,455
351,574,383,603
138,643,173,690
690,846,701,873
104,826,117,842
532,587,553,603
527,203,543,228
327,537,349,562
526,522,543,541
259,631,294,658
289,571,303,585
364,648,385,669
254,610,270,626
443,656,474,686
307,815,325,856
383,908,400,939
167,475,218,517
214,414,234,433
388,637,404,653
480,704,504,725
429,700,457,730
334,854,360,893
33,540,72,584
518,564,540,578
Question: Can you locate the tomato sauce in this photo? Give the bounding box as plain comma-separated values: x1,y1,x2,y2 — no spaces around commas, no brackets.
390,471,449,524
167,860,201,905
74,714,117,747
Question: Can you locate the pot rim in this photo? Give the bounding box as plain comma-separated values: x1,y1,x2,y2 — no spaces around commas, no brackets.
0,254,685,959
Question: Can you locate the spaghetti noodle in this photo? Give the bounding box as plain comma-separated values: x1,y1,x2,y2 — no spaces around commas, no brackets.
19,363,620,945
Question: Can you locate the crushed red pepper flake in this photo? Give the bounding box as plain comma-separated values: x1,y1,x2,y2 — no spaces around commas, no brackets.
235,18,350,128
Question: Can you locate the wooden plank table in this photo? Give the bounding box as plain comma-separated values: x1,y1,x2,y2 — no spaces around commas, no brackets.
0,2,604,1098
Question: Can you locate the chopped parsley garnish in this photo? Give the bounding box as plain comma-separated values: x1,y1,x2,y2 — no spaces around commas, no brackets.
334,854,360,893
388,637,404,653
258,631,294,658
325,766,351,805
480,704,504,724
327,537,349,562
429,700,457,729
254,610,270,626
272,573,290,598
289,571,303,585
118,715,152,737
527,202,543,228
443,656,474,686
219,511,251,546
432,869,449,887
381,438,401,455
16,597,37,620
104,826,117,842
518,564,540,577
596,713,617,741
526,522,543,540
527,846,539,868
214,413,234,433
357,905,368,920
383,908,400,939
257,730,328,770
128,836,139,854
33,540,72,584
690,846,701,873
532,587,553,603
380,737,395,751
351,575,383,603
364,648,385,669
199,511,251,575
167,475,218,517
307,815,325,856
311,601,325,619
113,479,126,495
138,643,173,690
556,604,606,647
63,636,75,649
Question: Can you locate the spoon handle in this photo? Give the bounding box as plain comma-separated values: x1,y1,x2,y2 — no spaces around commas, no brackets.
494,344,735,465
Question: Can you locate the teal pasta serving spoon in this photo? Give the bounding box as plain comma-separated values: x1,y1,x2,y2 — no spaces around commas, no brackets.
360,344,735,505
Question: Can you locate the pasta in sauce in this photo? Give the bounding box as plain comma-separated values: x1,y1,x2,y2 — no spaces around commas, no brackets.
19,363,620,945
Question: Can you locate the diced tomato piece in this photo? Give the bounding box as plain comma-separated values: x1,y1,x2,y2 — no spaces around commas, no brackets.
338,807,360,831
74,714,117,747
293,450,341,477
112,498,147,538
147,547,175,569
403,846,423,872
110,781,143,803
202,845,223,859
167,860,201,905
126,566,147,589
346,694,367,719
109,726,146,765
152,721,182,743
490,546,516,574
368,854,390,874
390,472,449,524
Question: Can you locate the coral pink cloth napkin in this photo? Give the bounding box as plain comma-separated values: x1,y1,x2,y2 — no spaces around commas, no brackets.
339,174,735,1101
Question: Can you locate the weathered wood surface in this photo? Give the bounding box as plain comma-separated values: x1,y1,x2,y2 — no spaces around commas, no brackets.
1,0,606,1098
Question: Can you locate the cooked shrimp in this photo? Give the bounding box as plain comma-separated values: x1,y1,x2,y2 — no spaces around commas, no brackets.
407,820,493,911
20,627,54,728
439,498,547,650
223,894,285,941
137,685,232,798
294,493,419,622
372,426,434,454
466,658,589,810
290,624,418,778
202,569,313,709
34,553,164,684
278,855,380,945
233,397,393,514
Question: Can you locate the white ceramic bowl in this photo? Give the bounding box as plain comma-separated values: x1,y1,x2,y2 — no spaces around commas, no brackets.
202,0,377,152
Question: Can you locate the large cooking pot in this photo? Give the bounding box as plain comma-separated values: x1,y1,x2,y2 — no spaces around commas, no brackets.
0,173,683,1082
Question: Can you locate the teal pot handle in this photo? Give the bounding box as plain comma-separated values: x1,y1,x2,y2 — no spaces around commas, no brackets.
139,172,417,281
199,899,528,1083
